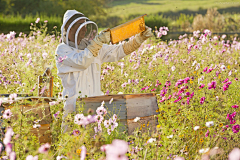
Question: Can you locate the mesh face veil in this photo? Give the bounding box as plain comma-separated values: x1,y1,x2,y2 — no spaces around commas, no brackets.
61,11,98,50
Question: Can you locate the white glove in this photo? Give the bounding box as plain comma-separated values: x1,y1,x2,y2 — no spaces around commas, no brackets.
123,26,153,55
87,28,111,57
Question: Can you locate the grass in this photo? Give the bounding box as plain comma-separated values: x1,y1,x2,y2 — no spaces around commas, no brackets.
107,0,240,19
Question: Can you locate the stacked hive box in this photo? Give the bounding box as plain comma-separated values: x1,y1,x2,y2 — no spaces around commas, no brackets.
77,93,159,134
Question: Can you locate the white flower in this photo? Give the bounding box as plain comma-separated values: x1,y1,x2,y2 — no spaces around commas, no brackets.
228,70,232,76
167,135,173,139
206,121,214,127
33,124,41,128
195,63,200,70
147,138,156,143
199,148,210,154
192,60,197,66
109,98,113,104
171,66,176,71
101,101,105,106
194,126,200,131
118,92,123,94
220,65,226,71
133,117,140,122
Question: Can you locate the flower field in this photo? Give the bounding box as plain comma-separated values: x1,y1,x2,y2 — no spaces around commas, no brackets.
0,20,240,159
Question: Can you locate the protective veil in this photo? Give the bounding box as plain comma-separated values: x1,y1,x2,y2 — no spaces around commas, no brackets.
56,10,127,132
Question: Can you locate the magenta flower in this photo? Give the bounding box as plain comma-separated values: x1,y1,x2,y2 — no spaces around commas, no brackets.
203,67,208,72
222,78,229,83
3,109,12,119
200,97,206,104
208,81,217,90
232,105,239,109
199,84,205,89
184,77,190,83
205,130,210,137
160,88,167,97
232,124,240,133
206,67,213,73
174,96,182,103
38,143,50,153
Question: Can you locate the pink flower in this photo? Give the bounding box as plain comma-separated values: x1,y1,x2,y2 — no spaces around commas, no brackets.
39,86,46,95
53,111,60,119
26,155,38,160
57,55,67,63
205,130,210,137
107,128,112,135
3,109,12,119
159,96,167,103
184,77,190,83
74,114,84,125
72,129,80,136
5,143,12,156
228,148,240,160
38,143,50,153
35,18,40,23
109,118,118,131
80,145,86,160
112,114,117,122
208,81,217,90
9,151,16,160
232,124,240,133
96,106,106,115
95,115,104,124
104,120,110,128
174,157,185,160
103,139,128,160
3,127,14,145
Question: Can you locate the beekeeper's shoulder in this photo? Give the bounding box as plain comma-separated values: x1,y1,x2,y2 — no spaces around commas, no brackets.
56,42,74,56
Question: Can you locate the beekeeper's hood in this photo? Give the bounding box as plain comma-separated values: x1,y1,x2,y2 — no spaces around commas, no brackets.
61,10,98,50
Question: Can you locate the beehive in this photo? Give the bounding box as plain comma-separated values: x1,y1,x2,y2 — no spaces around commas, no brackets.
77,93,159,134
1,97,53,144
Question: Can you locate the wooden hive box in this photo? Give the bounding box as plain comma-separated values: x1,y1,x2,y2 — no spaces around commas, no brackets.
77,93,159,134
1,97,53,144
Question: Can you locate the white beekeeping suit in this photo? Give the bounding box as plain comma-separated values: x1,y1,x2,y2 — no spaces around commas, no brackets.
55,10,153,132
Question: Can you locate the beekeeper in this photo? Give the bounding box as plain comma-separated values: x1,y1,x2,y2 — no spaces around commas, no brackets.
55,10,153,132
